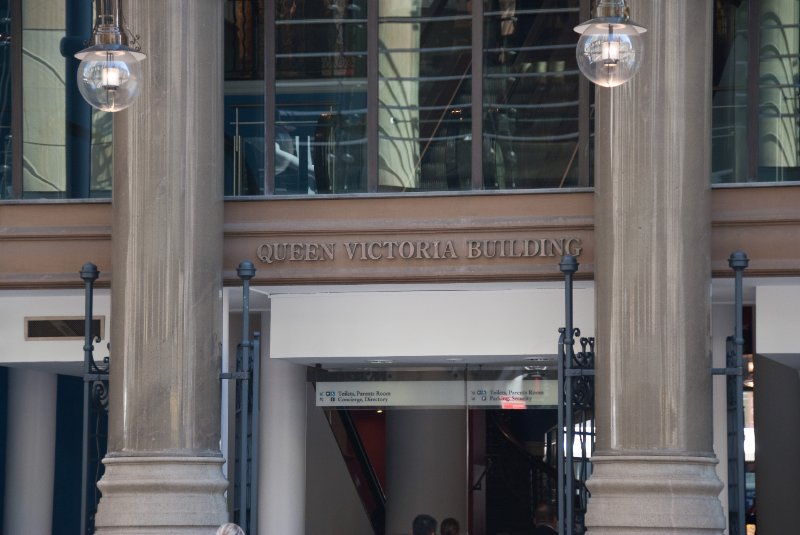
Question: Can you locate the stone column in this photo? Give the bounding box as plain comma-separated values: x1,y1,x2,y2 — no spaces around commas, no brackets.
93,0,228,532
385,410,467,535
586,1,725,534
3,368,57,535
259,355,308,534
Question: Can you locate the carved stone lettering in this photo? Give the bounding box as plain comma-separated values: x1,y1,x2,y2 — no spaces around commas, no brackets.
258,242,336,264
257,237,582,264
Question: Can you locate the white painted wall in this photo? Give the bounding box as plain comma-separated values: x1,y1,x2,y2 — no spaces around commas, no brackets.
258,313,308,534
755,285,800,357
270,288,594,360
0,289,111,366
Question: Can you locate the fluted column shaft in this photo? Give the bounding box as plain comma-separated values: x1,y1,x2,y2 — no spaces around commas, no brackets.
95,0,227,532
107,0,223,457
587,1,725,533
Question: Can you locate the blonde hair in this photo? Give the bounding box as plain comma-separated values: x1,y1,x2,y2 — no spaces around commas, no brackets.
216,523,245,535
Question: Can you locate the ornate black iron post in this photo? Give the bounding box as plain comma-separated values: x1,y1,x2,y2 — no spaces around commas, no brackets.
712,250,749,535
558,255,595,535
80,262,109,534
558,255,576,535
220,260,260,535
237,260,255,532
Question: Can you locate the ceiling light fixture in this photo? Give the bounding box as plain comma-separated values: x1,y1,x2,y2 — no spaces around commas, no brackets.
574,0,646,88
75,0,146,111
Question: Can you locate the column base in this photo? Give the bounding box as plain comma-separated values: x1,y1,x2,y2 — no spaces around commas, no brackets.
94,456,229,534
585,455,725,535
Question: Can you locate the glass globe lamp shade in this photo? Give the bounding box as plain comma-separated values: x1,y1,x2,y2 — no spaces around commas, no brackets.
575,21,646,88
76,45,145,112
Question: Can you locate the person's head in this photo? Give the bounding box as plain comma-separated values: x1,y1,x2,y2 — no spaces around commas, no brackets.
413,514,438,535
216,523,245,535
533,503,556,527
440,517,460,535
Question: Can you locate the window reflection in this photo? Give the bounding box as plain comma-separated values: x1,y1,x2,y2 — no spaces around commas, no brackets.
275,0,367,194
483,1,582,189
0,0,11,198
224,0,265,196
225,0,264,80
1,0,112,199
758,1,799,182
21,2,68,197
378,1,472,192
225,0,595,196
712,0,800,183
712,0,748,183
89,110,112,197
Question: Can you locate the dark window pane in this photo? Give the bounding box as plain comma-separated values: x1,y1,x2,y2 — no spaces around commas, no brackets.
226,99,266,196
276,0,367,81
274,0,368,195
0,0,11,198
225,1,266,195
483,0,583,189
225,0,265,80
26,318,102,340
712,0,750,183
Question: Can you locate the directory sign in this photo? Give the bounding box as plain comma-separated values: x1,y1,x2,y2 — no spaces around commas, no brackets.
316,378,556,409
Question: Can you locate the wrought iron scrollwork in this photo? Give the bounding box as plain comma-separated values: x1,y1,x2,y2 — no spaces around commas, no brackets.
558,255,595,535
90,363,110,410
572,337,595,410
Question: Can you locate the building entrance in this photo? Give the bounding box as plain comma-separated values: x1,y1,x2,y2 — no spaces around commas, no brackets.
305,364,563,535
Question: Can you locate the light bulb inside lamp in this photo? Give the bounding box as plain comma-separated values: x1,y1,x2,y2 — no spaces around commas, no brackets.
101,62,122,90
75,46,144,111
601,34,621,66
